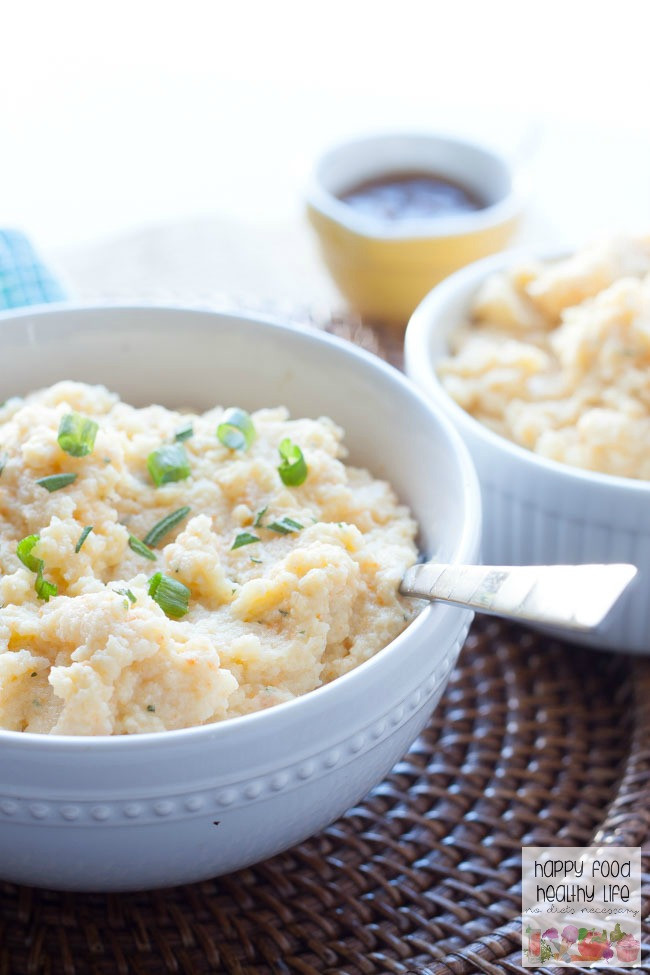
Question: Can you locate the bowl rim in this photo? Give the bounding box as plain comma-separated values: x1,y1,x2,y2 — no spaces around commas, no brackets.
405,247,650,496
0,302,481,750
305,130,523,242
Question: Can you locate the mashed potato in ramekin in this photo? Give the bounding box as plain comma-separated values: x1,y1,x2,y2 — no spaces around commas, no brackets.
0,382,418,735
438,236,650,479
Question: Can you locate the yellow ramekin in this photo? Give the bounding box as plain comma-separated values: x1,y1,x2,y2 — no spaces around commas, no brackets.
306,132,522,328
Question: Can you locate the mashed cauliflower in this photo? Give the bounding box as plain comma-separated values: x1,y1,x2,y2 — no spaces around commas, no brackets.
0,382,418,735
438,235,650,479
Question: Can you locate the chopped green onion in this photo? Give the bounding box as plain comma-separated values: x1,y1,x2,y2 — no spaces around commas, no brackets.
148,571,190,618
17,535,42,573
75,526,93,553
277,438,308,487
147,704,156,712
174,421,194,442
231,531,260,550
217,408,256,451
115,587,137,604
58,413,99,457
35,576,57,602
36,473,78,492
17,535,57,601
0,451,7,477
253,505,268,527
143,506,191,548
128,534,157,561
250,556,262,564
147,443,191,487
267,516,304,535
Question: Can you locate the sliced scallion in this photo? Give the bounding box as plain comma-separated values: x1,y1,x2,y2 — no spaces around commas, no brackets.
17,534,42,573
231,531,260,550
36,473,78,492
58,413,99,458
35,575,57,602
128,534,157,561
75,526,93,553
217,408,256,451
266,516,304,535
253,505,268,527
148,571,190,618
277,438,308,487
147,443,191,487
143,506,191,548
174,420,194,442
17,534,57,601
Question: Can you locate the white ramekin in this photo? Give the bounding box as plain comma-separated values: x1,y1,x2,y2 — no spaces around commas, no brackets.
405,251,650,655
0,304,481,891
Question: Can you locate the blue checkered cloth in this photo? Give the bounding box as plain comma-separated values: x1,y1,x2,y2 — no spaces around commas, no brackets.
0,230,65,309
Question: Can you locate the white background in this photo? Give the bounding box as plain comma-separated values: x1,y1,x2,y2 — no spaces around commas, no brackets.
1,0,650,254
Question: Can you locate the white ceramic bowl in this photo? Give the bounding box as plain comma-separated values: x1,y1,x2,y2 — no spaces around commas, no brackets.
405,252,650,655
0,305,480,891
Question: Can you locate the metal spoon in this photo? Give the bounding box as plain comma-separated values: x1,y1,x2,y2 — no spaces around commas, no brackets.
400,562,637,630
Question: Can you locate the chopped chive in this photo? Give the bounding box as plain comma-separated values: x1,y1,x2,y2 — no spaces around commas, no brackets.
217,408,256,451
174,421,194,442
277,438,308,487
250,556,262,564
17,535,57,601
128,534,157,561
0,451,7,477
35,576,57,601
75,526,93,553
147,704,156,712
114,587,137,604
143,506,191,547
231,531,260,550
267,516,304,535
147,443,191,487
17,535,42,573
36,473,78,492
57,413,99,458
253,505,268,528
148,572,190,618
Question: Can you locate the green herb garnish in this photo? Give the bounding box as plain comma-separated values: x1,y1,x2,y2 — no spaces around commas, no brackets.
147,704,156,712
128,534,157,561
17,534,57,601
143,506,191,548
148,571,190,618
253,506,268,527
147,443,191,487
277,438,308,487
75,526,93,553
250,556,262,564
57,413,99,458
217,408,256,451
231,531,260,550
115,587,137,604
174,421,194,442
17,534,42,573
36,473,78,492
267,516,304,535
35,576,58,601
0,451,7,477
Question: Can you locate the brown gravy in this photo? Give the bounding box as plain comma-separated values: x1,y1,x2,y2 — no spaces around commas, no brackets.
339,170,485,221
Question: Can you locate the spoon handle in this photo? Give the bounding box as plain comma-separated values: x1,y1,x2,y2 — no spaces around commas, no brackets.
400,562,637,630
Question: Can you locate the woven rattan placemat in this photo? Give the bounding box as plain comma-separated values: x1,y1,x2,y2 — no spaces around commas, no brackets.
2,313,649,975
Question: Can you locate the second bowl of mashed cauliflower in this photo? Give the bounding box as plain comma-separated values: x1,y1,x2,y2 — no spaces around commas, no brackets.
406,236,650,654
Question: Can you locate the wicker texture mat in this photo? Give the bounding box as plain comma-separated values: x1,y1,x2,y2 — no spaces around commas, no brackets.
2,311,650,974
2,619,649,975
